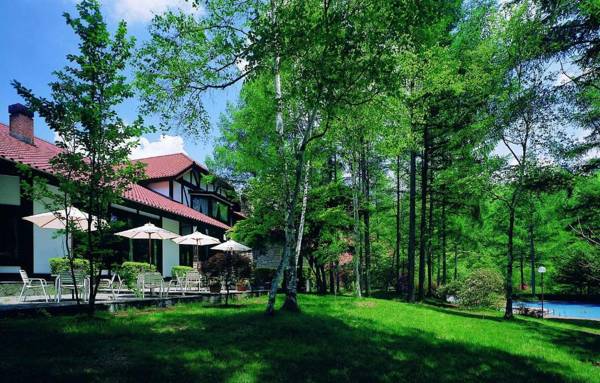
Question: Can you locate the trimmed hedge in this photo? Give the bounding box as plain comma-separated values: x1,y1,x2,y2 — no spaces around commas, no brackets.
120,261,156,288
49,257,89,275
171,265,194,279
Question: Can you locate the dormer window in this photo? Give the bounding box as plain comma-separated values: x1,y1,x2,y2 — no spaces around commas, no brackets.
191,196,209,215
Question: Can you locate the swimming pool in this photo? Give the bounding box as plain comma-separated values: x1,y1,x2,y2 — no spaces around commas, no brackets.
515,300,600,320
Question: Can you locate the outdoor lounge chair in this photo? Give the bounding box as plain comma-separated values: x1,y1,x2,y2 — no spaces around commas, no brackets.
97,272,124,300
165,271,186,296
55,270,88,303
18,269,50,302
182,270,203,294
137,272,165,298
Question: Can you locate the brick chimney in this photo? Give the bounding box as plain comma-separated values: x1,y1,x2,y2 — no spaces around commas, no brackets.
8,103,34,145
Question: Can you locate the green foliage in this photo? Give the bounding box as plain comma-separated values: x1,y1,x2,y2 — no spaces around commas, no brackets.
171,266,194,279
457,268,505,309
120,262,156,288
204,253,252,281
133,0,600,303
555,248,600,295
49,257,90,275
436,280,462,301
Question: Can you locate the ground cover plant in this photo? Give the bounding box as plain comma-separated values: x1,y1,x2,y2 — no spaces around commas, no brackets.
0,294,598,383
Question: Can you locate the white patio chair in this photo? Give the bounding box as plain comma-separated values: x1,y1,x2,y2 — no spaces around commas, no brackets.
55,270,88,303
182,270,203,295
97,273,124,300
165,271,186,297
137,272,165,298
18,269,49,302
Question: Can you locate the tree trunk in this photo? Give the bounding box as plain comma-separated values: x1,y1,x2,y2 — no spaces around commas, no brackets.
442,200,447,285
283,160,310,311
351,157,362,297
454,241,458,281
335,262,340,294
329,262,335,294
504,207,516,319
418,126,429,301
407,150,417,302
298,252,305,292
427,177,434,296
320,264,327,294
529,222,536,296
520,248,524,290
395,155,402,293
361,138,371,296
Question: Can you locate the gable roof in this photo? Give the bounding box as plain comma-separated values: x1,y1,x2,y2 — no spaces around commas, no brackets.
0,123,229,230
132,153,208,180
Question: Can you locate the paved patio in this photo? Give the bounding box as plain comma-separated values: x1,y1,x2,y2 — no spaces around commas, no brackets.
0,288,267,316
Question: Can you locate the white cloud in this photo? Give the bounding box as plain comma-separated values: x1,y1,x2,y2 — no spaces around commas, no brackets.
129,134,188,159
104,0,202,24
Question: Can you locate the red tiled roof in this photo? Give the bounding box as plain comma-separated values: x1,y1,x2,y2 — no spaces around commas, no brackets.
0,123,229,230
124,184,230,229
133,152,208,180
0,123,62,173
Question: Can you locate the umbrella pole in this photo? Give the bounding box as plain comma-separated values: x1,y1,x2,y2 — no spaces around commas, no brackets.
148,234,152,265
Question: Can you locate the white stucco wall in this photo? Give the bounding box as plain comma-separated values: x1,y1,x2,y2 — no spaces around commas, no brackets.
162,217,180,277
148,181,169,197
0,174,20,205
173,181,182,203
33,192,65,274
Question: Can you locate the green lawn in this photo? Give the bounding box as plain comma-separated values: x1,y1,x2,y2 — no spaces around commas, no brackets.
0,294,598,382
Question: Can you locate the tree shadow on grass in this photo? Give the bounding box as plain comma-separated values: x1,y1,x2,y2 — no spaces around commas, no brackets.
420,303,600,364
547,317,600,332
0,304,595,383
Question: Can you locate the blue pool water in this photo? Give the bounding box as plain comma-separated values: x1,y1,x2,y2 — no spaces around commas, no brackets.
515,300,600,320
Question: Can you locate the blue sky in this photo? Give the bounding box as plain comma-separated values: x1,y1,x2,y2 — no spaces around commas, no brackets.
0,0,240,164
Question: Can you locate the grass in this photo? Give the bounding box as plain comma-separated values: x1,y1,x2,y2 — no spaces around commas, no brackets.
0,294,598,382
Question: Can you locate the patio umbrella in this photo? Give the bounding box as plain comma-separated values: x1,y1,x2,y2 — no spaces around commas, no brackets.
115,223,179,264
211,239,252,305
23,206,103,257
211,239,251,253
172,231,220,271
23,206,102,231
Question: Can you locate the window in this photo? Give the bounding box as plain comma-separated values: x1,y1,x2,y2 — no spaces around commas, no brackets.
0,205,21,265
212,201,229,223
192,196,209,215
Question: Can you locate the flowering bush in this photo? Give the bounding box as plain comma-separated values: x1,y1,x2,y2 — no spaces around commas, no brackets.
457,268,505,309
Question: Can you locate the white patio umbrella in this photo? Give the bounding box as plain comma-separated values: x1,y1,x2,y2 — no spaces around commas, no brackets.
211,239,251,305
23,206,102,231
173,231,220,271
23,206,103,257
211,239,251,253
115,223,179,264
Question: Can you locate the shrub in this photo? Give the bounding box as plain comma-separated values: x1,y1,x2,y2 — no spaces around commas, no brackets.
204,252,252,281
436,280,462,301
171,265,194,279
120,261,156,288
49,257,89,274
457,268,505,309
